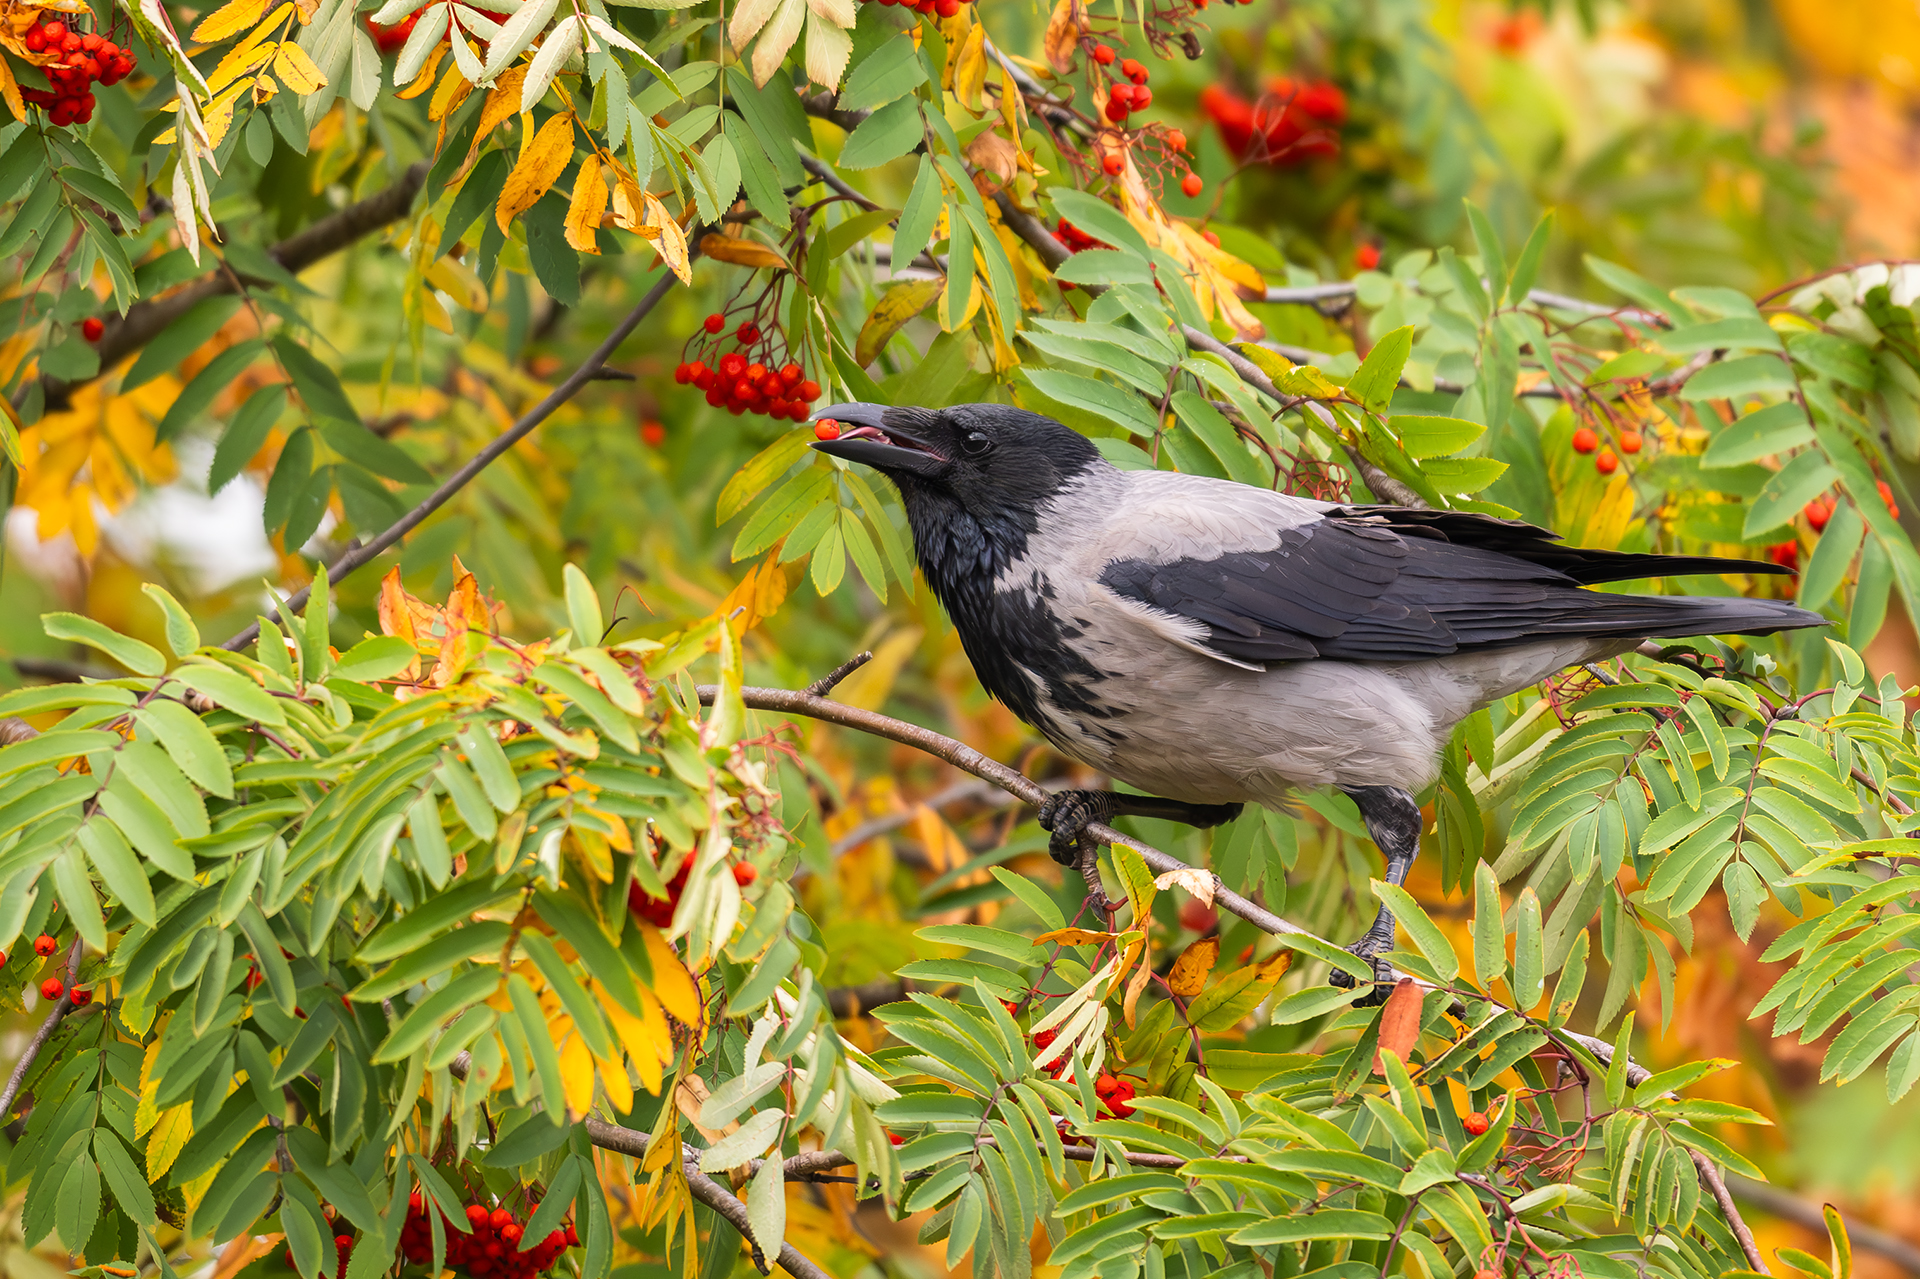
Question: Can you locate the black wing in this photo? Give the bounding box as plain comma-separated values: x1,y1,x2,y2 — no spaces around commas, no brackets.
1098,508,1820,667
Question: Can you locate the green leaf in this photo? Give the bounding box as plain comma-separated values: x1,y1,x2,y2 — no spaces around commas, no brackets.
1681,355,1796,402
272,334,363,426
172,661,287,727
78,819,155,925
893,158,944,277
1370,880,1458,981
1348,325,1414,413
123,296,244,392
93,1130,157,1227
1506,212,1553,304
136,699,235,798
1464,202,1510,306
1230,1210,1395,1244
838,34,927,112
42,612,165,676
1393,415,1485,459
318,418,433,484
155,340,269,443
1472,860,1504,991
209,386,289,495
142,585,202,658
837,96,924,170
915,923,1041,964
353,921,514,1001
457,722,519,812
1745,449,1840,538
563,564,604,643
1511,887,1544,1009
373,967,501,1062
332,635,418,683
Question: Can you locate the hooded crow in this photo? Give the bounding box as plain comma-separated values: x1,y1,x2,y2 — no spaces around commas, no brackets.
810,401,1827,989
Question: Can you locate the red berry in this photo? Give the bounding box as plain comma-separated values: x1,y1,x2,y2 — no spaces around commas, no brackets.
888,1131,905,1145
1180,172,1203,198
1165,128,1187,151
640,420,666,448
1102,153,1124,176
33,934,56,956
732,862,757,886
43,21,66,41
1355,242,1382,271
1092,43,1114,64
467,1205,491,1228
1132,87,1152,109
779,362,803,385
719,352,746,379
70,987,90,1005
673,362,691,384
798,380,821,401
1805,497,1833,531
1463,1111,1490,1135
1201,230,1220,247
1108,83,1133,107
1595,450,1619,475
81,316,104,341
0,951,8,967
1570,427,1598,454
1619,430,1643,454
490,1208,513,1231
746,362,767,383
565,1225,579,1246
24,27,44,50
736,322,760,344
815,420,841,440
1768,541,1799,570
704,313,725,334
1120,58,1147,84
40,978,64,1000
935,0,960,15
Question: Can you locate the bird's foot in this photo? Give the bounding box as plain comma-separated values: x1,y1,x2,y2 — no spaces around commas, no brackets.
1328,937,1396,1006
1037,791,1118,917
1037,790,1115,867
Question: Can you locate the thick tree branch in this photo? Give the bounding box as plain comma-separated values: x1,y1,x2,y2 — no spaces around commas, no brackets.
0,939,85,1119
40,162,430,406
222,264,688,651
579,1118,832,1279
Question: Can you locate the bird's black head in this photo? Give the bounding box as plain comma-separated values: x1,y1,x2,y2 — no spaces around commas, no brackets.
809,401,1100,529
809,400,1105,610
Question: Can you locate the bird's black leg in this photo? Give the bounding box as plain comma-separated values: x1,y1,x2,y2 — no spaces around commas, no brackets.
1329,785,1422,1004
1037,791,1244,910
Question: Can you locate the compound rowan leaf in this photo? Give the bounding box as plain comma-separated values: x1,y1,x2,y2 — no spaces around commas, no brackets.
496,112,576,233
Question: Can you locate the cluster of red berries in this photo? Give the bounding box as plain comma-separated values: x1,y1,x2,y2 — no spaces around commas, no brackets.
1200,78,1347,166
856,0,973,18
674,317,821,421
1055,218,1105,254
365,11,421,51
18,19,136,127
1100,55,1155,124
1091,1071,1137,1118
398,1195,576,1278
1570,425,1641,476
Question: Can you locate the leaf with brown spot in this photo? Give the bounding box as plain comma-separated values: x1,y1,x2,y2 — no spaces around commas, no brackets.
496,111,576,233
1371,977,1422,1076
646,194,692,284
855,278,942,365
1168,936,1219,998
963,129,1019,185
271,40,327,93
1041,0,1079,73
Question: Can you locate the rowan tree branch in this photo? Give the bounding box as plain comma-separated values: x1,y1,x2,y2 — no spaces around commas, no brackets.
579,1118,832,1279
222,263,689,651
0,939,85,1119
38,162,430,407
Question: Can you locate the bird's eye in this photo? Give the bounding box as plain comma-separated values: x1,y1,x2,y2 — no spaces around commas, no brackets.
962,431,994,457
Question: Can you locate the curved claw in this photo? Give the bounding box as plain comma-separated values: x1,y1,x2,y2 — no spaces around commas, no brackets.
1038,791,1108,866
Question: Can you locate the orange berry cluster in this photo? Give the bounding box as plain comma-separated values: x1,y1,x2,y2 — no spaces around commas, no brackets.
18,18,134,127
676,316,821,421
398,1195,576,1278
858,0,973,18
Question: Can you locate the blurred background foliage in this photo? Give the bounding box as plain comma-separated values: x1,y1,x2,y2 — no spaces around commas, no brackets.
9,0,1920,1273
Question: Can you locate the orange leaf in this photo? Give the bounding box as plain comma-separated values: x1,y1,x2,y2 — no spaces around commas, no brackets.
1121,936,1152,1028
566,157,608,255
1372,977,1422,1075
558,1029,596,1116
1168,936,1219,998
1041,0,1079,74
697,232,790,271
1034,927,1121,948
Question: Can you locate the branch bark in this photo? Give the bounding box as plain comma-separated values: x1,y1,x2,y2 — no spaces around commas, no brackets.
579,1118,832,1279
221,263,689,651
38,162,430,407
0,939,85,1119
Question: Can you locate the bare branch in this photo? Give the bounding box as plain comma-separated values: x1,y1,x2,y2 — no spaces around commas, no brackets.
804,651,872,697
222,264,689,651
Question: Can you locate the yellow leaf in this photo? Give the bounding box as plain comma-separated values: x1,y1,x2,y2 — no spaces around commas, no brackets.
609,169,651,234
0,48,23,123
397,44,446,98
135,1038,165,1138
645,194,692,285
146,1104,197,1179
566,157,607,254
697,231,789,271
951,22,987,112
273,40,327,94
425,253,489,310
414,284,454,334
207,41,276,97
496,112,576,233
558,1027,596,1116
427,58,472,121
596,1048,634,1114
1168,936,1219,998
856,277,941,366
640,923,702,1026
1033,927,1121,948
604,986,672,1095
469,67,526,152
192,0,271,43
1121,937,1151,1027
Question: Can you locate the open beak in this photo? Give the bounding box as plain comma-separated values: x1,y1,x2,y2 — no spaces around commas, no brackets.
810,402,948,478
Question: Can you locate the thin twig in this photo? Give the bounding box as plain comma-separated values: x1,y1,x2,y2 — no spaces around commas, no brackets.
803,651,872,698
579,1118,831,1279
1694,1150,1771,1274
222,265,689,651
0,939,84,1119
